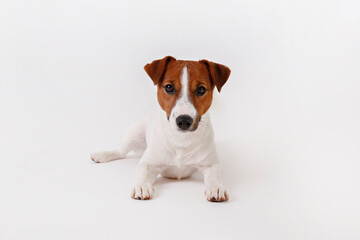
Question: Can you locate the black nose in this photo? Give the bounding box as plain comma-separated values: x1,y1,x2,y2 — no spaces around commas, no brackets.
176,115,193,130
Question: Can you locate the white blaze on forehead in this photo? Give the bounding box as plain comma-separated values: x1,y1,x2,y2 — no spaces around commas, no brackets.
170,65,197,120
180,65,189,100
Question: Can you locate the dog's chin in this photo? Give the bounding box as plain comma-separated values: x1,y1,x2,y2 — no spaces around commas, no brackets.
172,123,199,133
176,126,198,133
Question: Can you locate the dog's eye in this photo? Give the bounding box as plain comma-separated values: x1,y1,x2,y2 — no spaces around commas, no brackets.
164,84,175,94
195,86,207,96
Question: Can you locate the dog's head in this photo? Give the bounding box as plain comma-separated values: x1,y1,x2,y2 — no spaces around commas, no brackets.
144,56,231,132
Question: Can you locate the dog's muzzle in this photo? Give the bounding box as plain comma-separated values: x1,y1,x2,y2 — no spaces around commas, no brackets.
176,115,193,131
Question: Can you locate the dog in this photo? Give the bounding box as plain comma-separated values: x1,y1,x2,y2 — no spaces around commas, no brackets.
91,56,231,202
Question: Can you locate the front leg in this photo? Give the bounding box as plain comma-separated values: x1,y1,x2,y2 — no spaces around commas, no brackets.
131,162,159,200
199,163,229,202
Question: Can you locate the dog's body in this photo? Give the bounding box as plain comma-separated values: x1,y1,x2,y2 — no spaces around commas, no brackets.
91,56,231,202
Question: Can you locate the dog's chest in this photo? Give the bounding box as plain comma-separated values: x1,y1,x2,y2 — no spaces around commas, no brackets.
165,141,207,168
159,143,208,179
172,148,196,167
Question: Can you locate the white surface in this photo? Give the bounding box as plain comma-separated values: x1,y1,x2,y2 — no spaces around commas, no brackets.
1,0,360,239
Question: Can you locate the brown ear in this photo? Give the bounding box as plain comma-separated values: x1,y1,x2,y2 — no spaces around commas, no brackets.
144,56,176,85
200,60,231,92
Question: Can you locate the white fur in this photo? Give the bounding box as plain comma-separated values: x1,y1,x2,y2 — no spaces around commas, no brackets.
91,66,228,202
169,65,197,130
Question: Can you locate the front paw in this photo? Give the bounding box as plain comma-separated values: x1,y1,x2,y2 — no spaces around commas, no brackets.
205,186,229,202
131,183,154,200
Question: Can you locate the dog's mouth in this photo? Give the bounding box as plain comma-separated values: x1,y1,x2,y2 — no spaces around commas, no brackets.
177,125,198,133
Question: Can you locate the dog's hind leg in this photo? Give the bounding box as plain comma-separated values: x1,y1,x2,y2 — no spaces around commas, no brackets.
90,119,147,163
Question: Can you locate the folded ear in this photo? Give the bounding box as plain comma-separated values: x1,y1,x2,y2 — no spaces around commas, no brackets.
144,56,176,85
200,60,231,92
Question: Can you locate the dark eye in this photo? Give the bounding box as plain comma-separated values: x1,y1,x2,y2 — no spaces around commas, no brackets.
164,84,175,94
195,86,207,96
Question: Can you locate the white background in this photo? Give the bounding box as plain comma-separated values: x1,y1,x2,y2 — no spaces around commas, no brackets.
1,0,360,239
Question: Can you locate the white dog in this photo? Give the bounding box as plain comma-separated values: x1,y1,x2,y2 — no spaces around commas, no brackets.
91,56,231,202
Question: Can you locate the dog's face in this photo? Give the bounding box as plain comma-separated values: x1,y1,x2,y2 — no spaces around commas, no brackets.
144,56,231,132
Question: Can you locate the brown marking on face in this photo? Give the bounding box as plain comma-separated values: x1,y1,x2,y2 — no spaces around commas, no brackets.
144,56,231,131
187,61,215,123
157,60,186,118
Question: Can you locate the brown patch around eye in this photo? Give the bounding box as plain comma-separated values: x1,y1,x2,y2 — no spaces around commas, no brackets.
157,85,179,117
195,85,207,96
156,62,185,118
187,62,215,119
164,83,176,95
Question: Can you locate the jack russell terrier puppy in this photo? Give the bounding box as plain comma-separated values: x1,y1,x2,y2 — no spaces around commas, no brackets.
91,56,231,202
